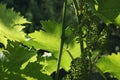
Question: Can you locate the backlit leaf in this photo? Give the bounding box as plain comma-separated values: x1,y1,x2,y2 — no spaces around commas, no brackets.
23,20,80,74
0,4,30,46
97,52,120,79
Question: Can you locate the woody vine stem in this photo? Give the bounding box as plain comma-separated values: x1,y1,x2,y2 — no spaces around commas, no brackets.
55,0,67,80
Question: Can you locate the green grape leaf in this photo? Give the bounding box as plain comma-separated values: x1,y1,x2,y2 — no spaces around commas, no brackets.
22,62,52,80
4,40,35,72
96,0,120,25
0,72,26,80
23,20,80,75
97,52,120,79
0,4,30,46
0,40,52,80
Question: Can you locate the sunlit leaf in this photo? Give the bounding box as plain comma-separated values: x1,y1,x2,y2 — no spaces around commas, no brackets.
23,20,80,74
97,52,120,79
0,4,30,46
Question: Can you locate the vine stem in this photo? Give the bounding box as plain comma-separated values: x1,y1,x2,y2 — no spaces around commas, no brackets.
55,0,67,80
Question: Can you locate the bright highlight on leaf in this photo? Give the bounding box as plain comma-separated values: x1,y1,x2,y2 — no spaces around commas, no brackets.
0,4,30,46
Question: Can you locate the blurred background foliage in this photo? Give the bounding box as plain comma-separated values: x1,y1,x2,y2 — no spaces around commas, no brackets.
0,0,76,33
